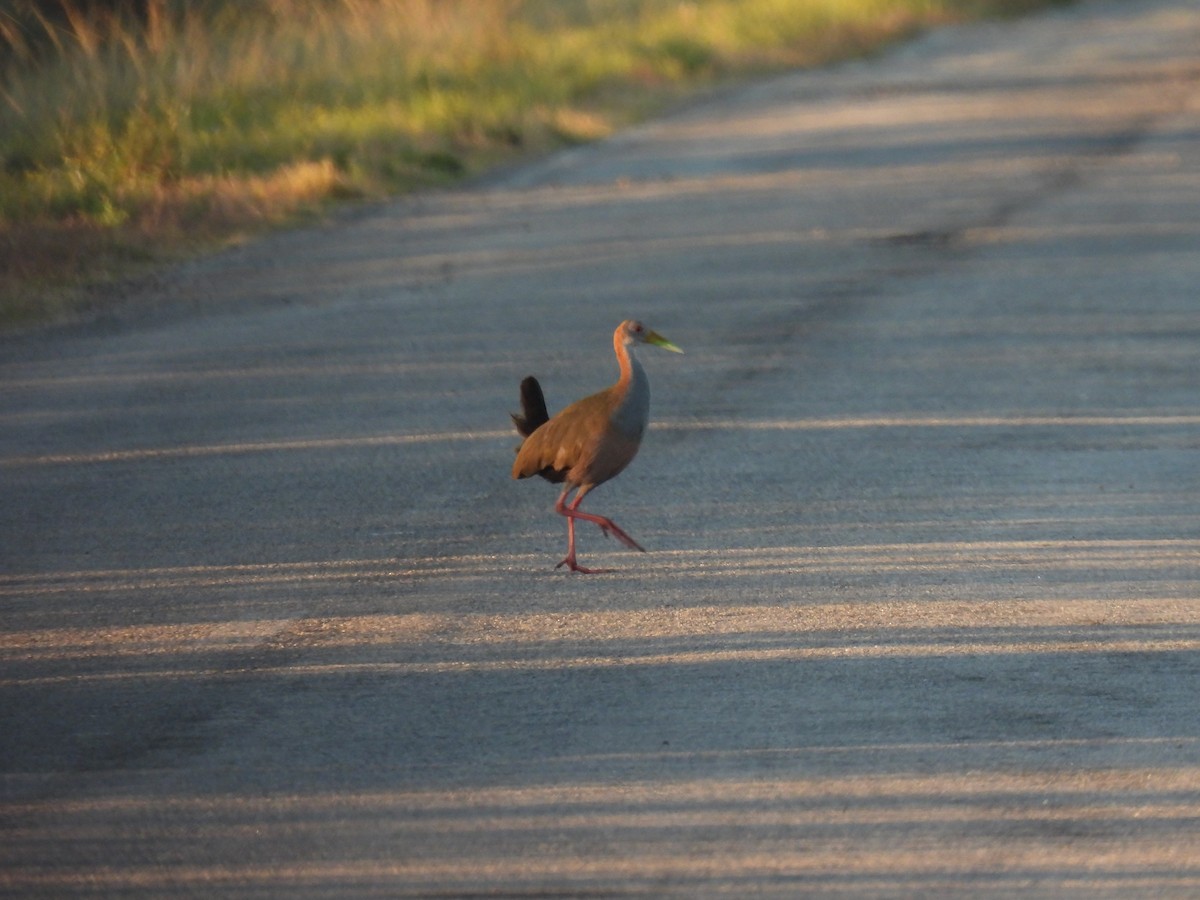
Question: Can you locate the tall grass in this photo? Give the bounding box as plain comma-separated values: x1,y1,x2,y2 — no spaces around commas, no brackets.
1,0,1054,323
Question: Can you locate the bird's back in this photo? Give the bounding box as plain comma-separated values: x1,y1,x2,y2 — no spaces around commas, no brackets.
512,386,639,488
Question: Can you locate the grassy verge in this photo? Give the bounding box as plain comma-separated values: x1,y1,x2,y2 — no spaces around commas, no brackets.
1,0,1062,325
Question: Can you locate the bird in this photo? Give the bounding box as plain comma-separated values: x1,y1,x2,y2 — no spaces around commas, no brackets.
511,319,682,573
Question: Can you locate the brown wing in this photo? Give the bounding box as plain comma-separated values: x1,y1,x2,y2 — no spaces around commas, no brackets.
512,389,617,486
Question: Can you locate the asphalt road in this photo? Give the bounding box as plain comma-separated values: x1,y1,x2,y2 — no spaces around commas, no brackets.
3,0,1200,895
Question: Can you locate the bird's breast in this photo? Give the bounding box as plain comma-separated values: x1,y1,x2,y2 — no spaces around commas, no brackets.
609,360,650,439
608,396,647,441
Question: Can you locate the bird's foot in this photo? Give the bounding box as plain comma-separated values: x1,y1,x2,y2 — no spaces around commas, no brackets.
555,554,611,574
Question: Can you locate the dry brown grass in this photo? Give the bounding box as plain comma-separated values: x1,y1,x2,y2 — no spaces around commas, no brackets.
0,0,1066,326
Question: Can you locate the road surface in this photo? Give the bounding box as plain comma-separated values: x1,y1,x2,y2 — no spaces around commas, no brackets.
3,0,1200,895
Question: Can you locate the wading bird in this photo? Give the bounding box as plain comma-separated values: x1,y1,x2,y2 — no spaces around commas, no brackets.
511,320,682,573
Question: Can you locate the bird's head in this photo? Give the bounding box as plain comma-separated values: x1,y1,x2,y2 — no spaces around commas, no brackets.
619,320,683,354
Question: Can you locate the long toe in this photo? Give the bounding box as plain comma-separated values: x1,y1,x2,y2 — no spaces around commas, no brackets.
599,522,645,552
556,554,606,574
575,564,605,574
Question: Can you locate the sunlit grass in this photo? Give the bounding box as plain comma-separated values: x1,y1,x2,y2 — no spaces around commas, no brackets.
0,0,1061,324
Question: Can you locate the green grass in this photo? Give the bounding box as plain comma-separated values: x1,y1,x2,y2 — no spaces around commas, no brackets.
0,0,1063,325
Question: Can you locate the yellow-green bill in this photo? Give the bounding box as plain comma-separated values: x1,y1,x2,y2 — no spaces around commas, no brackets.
646,330,683,353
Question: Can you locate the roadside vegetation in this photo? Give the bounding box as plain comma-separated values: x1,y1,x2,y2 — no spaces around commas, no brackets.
1,0,1061,325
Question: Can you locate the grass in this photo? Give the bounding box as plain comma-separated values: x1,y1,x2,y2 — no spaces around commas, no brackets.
0,0,1063,325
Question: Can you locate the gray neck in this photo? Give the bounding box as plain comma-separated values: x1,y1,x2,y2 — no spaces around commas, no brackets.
610,349,650,438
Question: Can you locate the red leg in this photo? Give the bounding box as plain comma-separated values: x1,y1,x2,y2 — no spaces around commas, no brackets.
566,489,645,551
552,486,644,573
554,503,603,573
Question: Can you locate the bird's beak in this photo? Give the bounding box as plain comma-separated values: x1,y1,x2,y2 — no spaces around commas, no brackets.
645,330,684,353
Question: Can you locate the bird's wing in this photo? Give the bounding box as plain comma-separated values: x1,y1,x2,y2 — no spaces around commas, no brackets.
511,390,613,483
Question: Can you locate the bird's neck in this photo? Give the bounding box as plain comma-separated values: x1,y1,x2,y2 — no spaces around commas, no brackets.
611,336,650,437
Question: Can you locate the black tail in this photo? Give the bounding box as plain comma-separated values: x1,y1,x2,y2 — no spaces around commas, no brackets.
511,376,550,437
